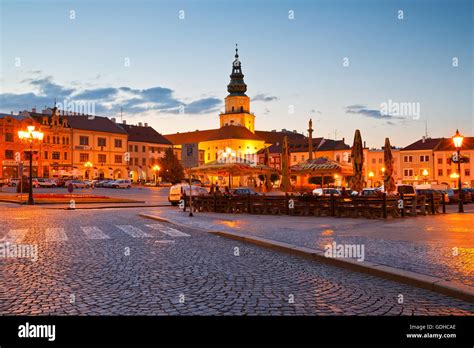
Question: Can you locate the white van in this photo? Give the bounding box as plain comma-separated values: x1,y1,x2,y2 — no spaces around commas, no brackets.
168,183,208,206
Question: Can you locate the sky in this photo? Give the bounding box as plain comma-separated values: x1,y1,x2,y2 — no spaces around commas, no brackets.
0,0,472,148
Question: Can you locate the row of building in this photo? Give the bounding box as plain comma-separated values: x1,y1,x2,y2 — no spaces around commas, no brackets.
1,47,472,187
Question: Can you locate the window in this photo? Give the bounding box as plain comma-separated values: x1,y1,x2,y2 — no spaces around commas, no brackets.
447,169,452,176
134,145,138,152
98,138,106,147
115,155,122,164
79,136,89,146
80,153,89,162
5,133,13,142
64,152,68,161
207,153,210,161
134,158,139,165
129,145,133,152
420,155,429,162
5,150,14,159
403,169,413,177
465,169,471,177
142,146,146,152
98,154,106,163
438,169,443,176
437,158,443,164
66,137,69,145
142,158,146,166
52,152,60,160
379,158,383,163
44,151,48,159
403,155,413,163
115,139,122,148
293,156,297,162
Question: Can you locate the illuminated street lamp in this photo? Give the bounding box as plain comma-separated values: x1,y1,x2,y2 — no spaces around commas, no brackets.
368,171,374,188
153,165,161,186
18,125,44,205
452,129,464,213
422,169,429,184
84,161,93,179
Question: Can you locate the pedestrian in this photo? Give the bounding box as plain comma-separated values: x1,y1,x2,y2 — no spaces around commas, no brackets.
209,183,215,194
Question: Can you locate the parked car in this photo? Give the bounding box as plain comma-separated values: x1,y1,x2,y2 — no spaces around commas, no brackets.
36,178,56,188
312,188,341,196
360,188,382,196
8,178,20,187
231,187,262,196
158,181,172,187
415,189,445,203
109,179,132,189
65,180,90,189
168,183,208,206
452,189,472,204
53,178,68,187
396,184,416,196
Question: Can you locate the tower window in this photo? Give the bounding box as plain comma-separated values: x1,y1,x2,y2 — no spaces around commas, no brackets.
232,106,234,112
240,106,243,112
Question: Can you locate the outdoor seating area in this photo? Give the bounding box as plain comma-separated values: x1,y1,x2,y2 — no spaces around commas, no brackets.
186,192,445,219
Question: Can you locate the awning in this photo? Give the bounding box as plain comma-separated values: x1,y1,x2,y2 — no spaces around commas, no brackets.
290,157,353,175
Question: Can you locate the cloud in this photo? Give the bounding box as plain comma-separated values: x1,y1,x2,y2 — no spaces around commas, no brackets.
345,104,402,121
252,93,278,102
0,75,222,116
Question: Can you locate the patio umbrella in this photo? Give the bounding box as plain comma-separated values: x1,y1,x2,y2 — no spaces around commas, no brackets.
280,135,291,192
383,137,396,193
263,146,272,192
350,129,365,193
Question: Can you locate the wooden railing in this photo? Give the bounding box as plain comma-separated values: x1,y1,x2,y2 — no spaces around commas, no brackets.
182,192,446,219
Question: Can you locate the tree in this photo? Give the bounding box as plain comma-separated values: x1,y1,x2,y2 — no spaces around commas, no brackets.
159,148,185,184
270,173,279,184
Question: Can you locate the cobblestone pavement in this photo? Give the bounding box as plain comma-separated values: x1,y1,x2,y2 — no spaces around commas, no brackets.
155,209,474,287
0,206,473,315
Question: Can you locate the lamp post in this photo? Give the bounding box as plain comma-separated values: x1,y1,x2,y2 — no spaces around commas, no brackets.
84,161,93,179
153,165,161,186
422,169,429,184
368,171,374,188
452,129,464,213
18,126,44,205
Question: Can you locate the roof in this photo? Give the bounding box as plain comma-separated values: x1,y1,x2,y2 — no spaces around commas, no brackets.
119,124,172,145
435,137,474,151
255,130,306,144
65,115,127,134
165,125,263,145
402,138,443,151
0,113,32,121
257,137,349,154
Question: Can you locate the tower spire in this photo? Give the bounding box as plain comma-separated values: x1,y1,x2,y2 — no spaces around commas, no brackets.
308,118,314,160
227,44,247,96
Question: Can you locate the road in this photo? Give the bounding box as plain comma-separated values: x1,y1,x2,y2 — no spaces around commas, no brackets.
1,205,472,315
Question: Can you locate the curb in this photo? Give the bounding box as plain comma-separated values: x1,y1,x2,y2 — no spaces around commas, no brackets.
138,213,474,304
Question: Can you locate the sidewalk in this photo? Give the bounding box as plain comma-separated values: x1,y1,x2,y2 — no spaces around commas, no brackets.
144,208,473,290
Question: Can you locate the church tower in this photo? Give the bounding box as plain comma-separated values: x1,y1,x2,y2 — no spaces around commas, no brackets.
219,45,256,133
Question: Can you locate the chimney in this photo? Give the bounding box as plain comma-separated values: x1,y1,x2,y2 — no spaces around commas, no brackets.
138,122,142,127
342,137,345,143
363,141,366,148
111,118,116,123
144,123,148,127
32,107,36,113
422,136,426,143
123,120,126,124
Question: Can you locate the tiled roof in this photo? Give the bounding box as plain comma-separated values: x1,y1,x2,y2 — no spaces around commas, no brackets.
119,124,172,145
0,113,31,121
401,138,443,151
255,130,306,144
65,115,127,134
257,138,349,154
435,137,474,151
165,125,263,144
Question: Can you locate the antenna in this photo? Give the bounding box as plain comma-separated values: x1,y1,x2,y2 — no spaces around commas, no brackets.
120,107,123,122
424,120,428,138
334,129,337,140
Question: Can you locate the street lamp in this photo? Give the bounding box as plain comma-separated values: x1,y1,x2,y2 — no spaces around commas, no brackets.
368,171,374,188
422,169,429,184
452,129,464,213
153,165,161,186
18,125,44,205
84,161,93,179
